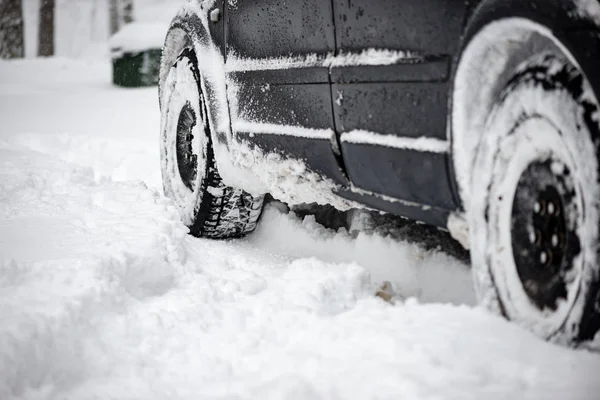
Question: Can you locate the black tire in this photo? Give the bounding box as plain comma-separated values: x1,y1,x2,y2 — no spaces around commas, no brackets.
159,48,263,238
468,53,600,345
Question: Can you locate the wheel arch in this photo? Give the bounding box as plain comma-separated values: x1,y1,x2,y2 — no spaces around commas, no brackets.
450,0,600,211
160,6,211,108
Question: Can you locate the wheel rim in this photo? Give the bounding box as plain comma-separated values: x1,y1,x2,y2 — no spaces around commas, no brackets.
510,160,581,311
479,116,587,338
176,102,198,190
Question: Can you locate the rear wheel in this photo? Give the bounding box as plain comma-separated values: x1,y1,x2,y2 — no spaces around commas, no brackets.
468,53,600,345
160,48,263,238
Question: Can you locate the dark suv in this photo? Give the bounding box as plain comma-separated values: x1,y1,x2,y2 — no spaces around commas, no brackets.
158,0,600,346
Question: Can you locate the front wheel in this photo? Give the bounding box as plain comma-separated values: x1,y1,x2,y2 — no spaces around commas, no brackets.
468,53,600,345
160,47,263,238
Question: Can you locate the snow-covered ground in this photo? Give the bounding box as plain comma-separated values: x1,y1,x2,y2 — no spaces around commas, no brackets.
1,58,600,400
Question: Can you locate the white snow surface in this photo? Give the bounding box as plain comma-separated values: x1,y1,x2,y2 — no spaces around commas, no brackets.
342,130,449,154
1,58,600,399
226,49,421,72
575,0,600,24
232,121,334,140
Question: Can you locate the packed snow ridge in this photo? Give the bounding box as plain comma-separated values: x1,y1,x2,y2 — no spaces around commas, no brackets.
225,49,421,72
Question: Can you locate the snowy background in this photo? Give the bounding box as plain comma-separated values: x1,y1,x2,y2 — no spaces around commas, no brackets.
1,1,600,399
21,0,182,58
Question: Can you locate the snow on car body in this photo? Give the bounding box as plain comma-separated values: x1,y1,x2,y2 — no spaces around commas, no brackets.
159,0,600,346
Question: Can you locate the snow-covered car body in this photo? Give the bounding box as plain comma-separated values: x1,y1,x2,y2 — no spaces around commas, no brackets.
225,0,469,229
160,0,600,345
214,0,465,227
161,0,600,229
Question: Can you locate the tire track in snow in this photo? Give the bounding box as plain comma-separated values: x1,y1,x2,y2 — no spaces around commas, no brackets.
0,144,188,397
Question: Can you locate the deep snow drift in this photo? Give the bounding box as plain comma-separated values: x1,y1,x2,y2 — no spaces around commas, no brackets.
1,58,600,400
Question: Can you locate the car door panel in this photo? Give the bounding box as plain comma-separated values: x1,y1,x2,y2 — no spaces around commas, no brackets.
332,0,465,53
332,0,467,211
332,82,448,140
332,81,456,209
236,131,349,188
231,83,348,185
235,84,333,128
341,145,456,210
225,0,347,186
226,0,335,60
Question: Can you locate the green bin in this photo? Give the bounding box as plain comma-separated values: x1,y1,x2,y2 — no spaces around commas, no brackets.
112,48,162,87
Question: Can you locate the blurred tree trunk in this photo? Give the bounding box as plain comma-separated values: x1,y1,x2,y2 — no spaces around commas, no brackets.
109,0,134,35
0,0,24,59
109,0,119,35
122,0,133,24
38,0,55,56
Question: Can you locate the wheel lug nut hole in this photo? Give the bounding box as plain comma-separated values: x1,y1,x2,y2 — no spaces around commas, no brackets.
540,250,552,266
529,229,542,245
547,201,556,215
540,251,546,264
551,233,564,248
534,200,547,215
